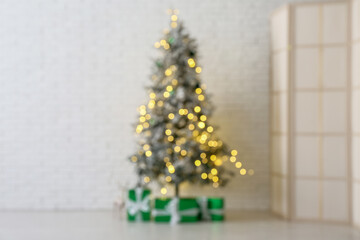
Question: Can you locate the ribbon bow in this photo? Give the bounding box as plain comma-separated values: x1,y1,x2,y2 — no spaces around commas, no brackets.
152,197,199,225
197,197,224,221
126,188,150,221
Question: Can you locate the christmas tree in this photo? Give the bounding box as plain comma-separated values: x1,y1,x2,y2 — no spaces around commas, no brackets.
130,10,248,197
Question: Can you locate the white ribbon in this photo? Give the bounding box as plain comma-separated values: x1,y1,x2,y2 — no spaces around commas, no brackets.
152,197,199,225
196,197,224,221
126,188,150,221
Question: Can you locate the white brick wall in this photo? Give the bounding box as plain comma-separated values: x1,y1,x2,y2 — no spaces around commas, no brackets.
0,0,332,210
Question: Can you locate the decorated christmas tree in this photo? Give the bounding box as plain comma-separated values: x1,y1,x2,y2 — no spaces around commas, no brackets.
130,10,248,197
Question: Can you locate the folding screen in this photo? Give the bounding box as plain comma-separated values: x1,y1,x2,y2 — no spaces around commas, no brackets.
270,0,352,223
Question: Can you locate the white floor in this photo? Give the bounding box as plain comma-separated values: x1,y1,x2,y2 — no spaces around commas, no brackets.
0,211,360,240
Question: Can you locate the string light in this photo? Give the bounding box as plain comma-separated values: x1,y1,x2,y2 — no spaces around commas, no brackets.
171,22,177,28
231,150,238,156
168,136,174,142
201,173,207,179
165,176,172,182
168,165,175,173
157,101,164,107
161,187,167,195
200,115,207,121
210,155,216,161
164,44,170,50
235,162,242,168
144,176,150,183
172,79,178,85
168,113,175,119
230,156,236,162
171,15,178,21
200,153,206,158
198,95,205,101
202,158,208,164
166,85,173,91
211,168,218,175
143,122,149,128
214,160,223,166
131,156,137,162
187,113,194,120
165,69,172,76
145,114,151,120
188,58,196,68
150,92,156,99
194,106,201,113
188,124,195,130
198,122,205,129
163,92,170,98
195,67,202,73
174,146,181,152
143,144,150,151
194,160,201,166
136,125,143,133
154,42,161,48
213,182,219,188
195,88,202,94
165,129,172,136
213,176,219,182
240,169,247,175
160,40,166,46
139,116,146,123
180,149,187,156
145,151,152,157
148,100,155,109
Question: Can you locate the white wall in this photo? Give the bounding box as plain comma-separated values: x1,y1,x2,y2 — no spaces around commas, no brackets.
0,0,332,210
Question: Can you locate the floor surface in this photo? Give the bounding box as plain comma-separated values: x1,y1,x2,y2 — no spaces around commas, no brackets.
0,211,360,240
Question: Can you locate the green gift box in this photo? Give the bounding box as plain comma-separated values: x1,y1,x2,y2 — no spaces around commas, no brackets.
153,197,199,224
197,197,225,221
127,188,151,222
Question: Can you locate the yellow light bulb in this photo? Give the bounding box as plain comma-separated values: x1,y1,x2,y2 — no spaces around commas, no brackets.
193,130,199,137
164,44,170,50
145,114,151,120
136,125,143,133
240,169,247,175
157,101,164,107
202,158,208,164
214,160,223,166
165,69,172,76
168,113,175,119
163,92,170,98
213,182,219,188
168,165,175,173
143,144,150,151
160,40,166,46
195,88,202,94
168,136,174,142
231,150,238,156
145,151,152,157
166,85,173,91
187,113,194,120
174,146,181,152
180,149,187,156
149,92,156,99
213,176,219,182
200,115,207,121
165,176,172,182
139,116,146,123
165,129,172,136
235,162,242,168
171,15,178,21
198,122,205,129
201,173,207,179
195,67,202,73
171,22,177,28
194,106,201,113
194,160,201,166
131,156,137,162
144,176,150,183
198,95,205,101
210,155,216,161
207,126,213,133
211,168,218,175
200,153,206,158
143,122,149,128
161,187,167,195
179,109,185,115
230,156,236,162
187,58,196,68
164,157,170,162
188,124,195,130
172,79,178,85
154,42,161,48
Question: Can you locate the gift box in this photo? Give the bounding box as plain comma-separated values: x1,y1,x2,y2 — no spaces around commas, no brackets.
197,197,225,221
126,188,151,221
153,197,199,224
